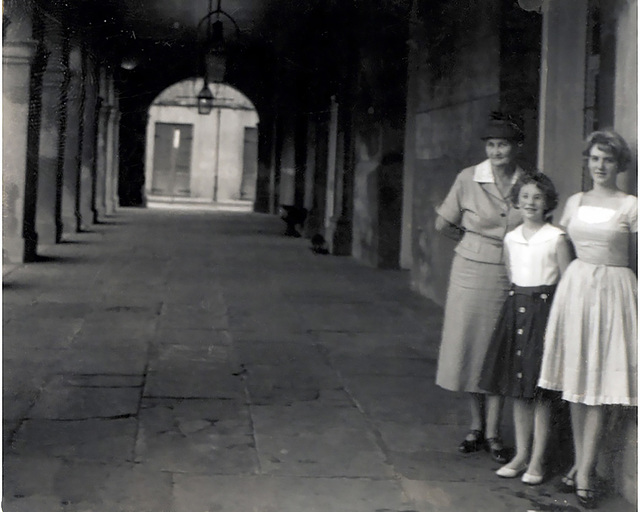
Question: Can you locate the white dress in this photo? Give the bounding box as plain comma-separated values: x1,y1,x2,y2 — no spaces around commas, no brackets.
538,193,638,405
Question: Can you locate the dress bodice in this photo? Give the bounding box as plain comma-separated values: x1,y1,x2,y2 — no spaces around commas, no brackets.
563,193,637,267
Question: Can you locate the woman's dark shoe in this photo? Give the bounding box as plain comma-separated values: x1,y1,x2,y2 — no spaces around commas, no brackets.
556,474,576,493
458,429,484,453
484,437,509,463
576,488,599,509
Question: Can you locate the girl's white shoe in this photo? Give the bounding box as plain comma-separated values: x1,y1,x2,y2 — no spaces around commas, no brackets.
521,472,544,485
495,463,528,478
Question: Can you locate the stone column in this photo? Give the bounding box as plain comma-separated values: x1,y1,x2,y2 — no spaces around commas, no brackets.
278,115,296,206
326,1,357,255
326,98,354,255
108,107,121,214
304,111,329,238
36,21,68,245
269,116,279,214
537,0,588,203
303,119,316,213
2,10,37,263
60,40,84,237
613,0,637,195
293,112,308,208
400,0,419,270
94,67,111,222
323,96,339,230
254,113,275,213
103,78,117,216
22,14,49,261
78,53,99,229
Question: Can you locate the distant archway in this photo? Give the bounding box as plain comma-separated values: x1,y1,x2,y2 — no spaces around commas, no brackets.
144,79,259,206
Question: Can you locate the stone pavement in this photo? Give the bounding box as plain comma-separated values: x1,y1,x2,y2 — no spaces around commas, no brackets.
2,208,634,512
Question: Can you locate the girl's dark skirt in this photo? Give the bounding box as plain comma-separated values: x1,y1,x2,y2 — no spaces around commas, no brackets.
479,284,556,399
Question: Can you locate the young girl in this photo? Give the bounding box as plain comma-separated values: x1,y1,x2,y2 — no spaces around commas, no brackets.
479,172,573,484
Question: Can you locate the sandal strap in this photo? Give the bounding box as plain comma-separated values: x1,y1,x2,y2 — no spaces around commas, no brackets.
465,429,484,441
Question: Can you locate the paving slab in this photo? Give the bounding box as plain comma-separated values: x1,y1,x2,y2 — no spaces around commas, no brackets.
172,474,414,512
28,375,141,420
3,457,174,512
144,360,245,399
256,428,392,478
9,418,137,462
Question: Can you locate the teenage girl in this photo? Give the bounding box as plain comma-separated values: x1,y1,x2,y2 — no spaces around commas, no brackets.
479,172,573,484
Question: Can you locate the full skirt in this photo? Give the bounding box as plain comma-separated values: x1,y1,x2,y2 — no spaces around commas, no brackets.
479,285,555,399
538,259,638,405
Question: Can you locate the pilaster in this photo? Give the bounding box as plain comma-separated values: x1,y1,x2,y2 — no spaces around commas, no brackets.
95,99,112,222
60,41,84,237
537,0,588,203
78,53,99,229
106,107,121,214
2,39,37,263
36,21,68,245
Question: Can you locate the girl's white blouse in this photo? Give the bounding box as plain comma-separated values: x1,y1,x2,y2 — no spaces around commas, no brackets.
505,223,566,287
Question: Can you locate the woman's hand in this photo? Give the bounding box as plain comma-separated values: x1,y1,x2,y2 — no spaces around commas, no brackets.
435,215,465,242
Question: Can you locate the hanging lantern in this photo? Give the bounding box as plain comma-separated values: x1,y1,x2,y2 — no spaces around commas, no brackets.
197,0,240,88
197,84,214,115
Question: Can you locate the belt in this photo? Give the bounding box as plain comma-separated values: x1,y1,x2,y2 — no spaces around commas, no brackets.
509,284,556,299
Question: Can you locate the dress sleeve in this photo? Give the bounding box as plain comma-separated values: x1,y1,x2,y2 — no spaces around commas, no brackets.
435,171,465,226
558,193,580,229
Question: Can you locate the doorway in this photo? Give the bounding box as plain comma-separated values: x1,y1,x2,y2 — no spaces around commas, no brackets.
151,123,193,197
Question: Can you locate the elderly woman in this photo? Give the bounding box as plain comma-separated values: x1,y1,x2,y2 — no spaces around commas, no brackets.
538,130,637,509
434,114,528,463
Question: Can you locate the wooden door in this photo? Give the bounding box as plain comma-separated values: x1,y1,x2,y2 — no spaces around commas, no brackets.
240,126,258,199
151,123,193,196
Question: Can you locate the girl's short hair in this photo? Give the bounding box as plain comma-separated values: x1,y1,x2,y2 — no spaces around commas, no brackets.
583,130,632,172
510,172,559,214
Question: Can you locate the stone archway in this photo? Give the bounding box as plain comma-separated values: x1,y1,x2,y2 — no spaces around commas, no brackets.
144,79,259,206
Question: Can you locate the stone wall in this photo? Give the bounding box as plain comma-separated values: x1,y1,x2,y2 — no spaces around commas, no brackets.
408,0,503,303
351,1,409,268
407,0,541,304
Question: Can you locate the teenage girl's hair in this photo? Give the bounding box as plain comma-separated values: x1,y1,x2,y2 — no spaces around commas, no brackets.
510,172,559,215
583,130,632,172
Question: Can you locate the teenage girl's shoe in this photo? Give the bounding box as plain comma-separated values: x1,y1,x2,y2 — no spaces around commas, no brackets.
521,472,544,485
485,437,509,463
496,463,527,478
458,429,484,453
576,488,599,509
556,473,576,493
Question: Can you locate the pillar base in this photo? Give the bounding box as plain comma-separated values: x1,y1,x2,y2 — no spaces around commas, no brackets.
327,216,352,256
303,208,323,238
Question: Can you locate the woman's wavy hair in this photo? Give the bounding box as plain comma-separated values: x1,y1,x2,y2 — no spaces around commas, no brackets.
510,172,559,217
583,130,632,173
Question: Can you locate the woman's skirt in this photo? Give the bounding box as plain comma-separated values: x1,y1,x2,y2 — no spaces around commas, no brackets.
538,259,638,405
479,285,556,399
435,254,510,393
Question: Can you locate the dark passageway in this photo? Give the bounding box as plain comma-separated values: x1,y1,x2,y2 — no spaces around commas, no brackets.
3,208,634,511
